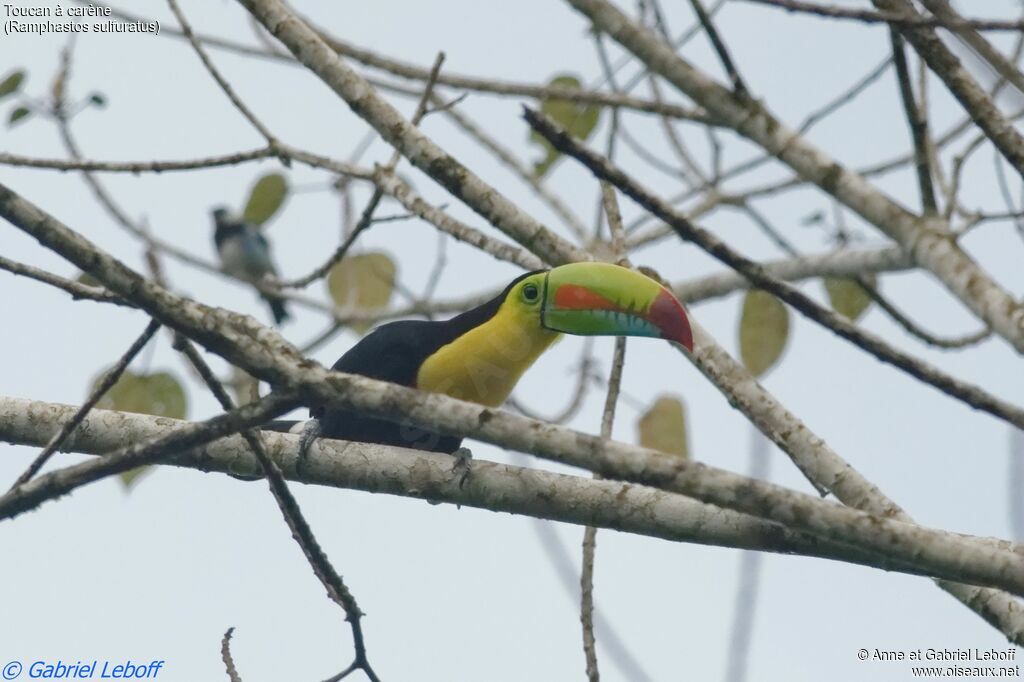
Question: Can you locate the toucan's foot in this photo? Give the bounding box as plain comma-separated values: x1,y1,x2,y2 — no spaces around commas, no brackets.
451,447,473,490
296,419,323,477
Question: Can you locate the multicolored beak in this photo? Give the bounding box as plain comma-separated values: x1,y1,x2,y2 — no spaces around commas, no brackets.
540,262,693,351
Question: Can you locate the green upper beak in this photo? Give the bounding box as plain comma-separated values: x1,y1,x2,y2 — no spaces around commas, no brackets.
539,262,694,351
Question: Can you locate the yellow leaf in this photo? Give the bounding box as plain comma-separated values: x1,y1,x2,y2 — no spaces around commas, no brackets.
637,396,689,458
739,290,790,377
327,252,397,334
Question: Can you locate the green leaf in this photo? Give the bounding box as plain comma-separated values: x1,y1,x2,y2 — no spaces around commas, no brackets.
93,370,188,419
637,396,689,458
739,289,790,377
327,252,397,334
118,466,153,491
141,372,188,419
530,74,601,178
242,173,289,226
8,106,30,127
800,210,825,226
88,92,107,109
0,70,25,100
824,275,874,322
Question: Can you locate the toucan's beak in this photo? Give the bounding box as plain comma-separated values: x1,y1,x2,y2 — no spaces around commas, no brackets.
540,262,693,351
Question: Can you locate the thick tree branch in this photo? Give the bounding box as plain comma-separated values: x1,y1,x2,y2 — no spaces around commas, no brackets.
3,396,1017,584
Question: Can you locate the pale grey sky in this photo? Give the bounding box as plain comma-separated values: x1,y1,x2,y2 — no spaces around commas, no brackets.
2,1,1023,680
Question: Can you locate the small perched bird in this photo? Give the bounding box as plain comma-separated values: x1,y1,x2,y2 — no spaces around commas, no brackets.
267,262,693,455
212,207,290,325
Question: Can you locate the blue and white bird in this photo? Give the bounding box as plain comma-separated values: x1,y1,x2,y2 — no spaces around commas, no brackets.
212,207,290,325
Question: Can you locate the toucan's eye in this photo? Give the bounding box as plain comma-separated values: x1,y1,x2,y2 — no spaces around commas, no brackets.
522,282,540,303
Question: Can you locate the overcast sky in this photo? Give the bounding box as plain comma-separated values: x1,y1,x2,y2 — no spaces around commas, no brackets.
2,1,1024,680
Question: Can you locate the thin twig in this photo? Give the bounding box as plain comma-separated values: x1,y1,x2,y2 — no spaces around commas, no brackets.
582,338,627,682
8,318,161,490
525,107,1024,433
167,0,286,160
686,0,749,97
279,52,448,289
0,254,128,306
741,0,1024,31
221,628,243,682
0,148,280,173
173,336,380,682
581,187,630,682
890,30,938,215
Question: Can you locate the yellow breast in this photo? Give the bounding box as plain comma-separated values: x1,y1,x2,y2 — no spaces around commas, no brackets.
416,298,560,407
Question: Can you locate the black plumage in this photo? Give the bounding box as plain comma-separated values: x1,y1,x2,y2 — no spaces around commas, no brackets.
310,272,535,453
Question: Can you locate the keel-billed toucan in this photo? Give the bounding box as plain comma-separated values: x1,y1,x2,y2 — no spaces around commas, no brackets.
278,262,692,454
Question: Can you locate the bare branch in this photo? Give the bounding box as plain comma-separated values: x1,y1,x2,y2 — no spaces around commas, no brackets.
174,336,379,681
281,52,448,289
0,254,128,306
221,628,243,682
167,0,285,157
0,148,282,173
890,30,938,215
8,318,161,490
741,0,1024,31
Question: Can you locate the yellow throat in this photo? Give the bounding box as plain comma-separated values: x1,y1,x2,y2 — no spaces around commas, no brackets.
416,295,560,407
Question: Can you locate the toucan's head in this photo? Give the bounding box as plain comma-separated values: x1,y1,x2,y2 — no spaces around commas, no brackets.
508,262,693,351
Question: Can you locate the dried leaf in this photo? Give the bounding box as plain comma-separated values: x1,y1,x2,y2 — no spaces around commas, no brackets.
327,252,397,334
739,290,790,377
637,396,689,458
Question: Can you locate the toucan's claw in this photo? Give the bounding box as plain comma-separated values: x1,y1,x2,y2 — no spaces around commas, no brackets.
451,447,473,491
296,419,323,477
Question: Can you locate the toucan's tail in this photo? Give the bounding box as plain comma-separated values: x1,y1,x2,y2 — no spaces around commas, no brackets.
264,295,290,325
262,419,302,433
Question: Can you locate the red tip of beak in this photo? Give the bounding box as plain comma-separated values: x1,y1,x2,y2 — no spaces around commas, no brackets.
650,289,694,351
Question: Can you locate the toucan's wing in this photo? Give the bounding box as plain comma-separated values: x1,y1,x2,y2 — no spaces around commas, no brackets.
315,320,461,453
325,320,439,390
